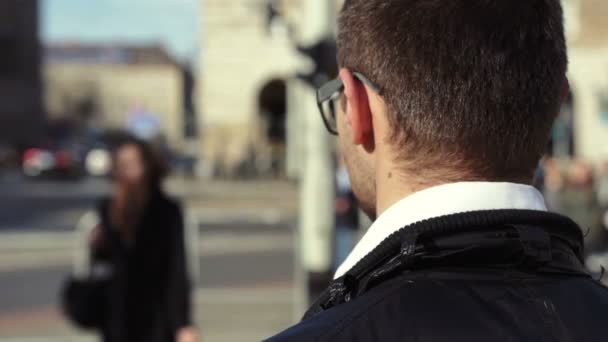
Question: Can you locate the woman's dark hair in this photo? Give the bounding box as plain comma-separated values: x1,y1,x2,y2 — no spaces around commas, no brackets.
111,136,169,190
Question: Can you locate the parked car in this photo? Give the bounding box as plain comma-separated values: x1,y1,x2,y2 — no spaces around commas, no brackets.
84,146,111,177
22,142,85,179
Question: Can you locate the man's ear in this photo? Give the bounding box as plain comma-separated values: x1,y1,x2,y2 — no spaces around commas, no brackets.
340,68,374,145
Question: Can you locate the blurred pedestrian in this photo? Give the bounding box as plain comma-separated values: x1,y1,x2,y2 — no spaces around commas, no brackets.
268,0,608,341
597,161,608,208
91,137,196,342
598,162,608,247
543,157,565,212
561,160,604,254
334,156,359,270
532,160,545,193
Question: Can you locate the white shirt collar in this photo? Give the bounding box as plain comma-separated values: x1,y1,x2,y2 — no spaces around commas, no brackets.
334,182,547,279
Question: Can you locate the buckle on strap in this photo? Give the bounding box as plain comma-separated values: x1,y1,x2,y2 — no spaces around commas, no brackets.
399,232,419,265
302,273,358,320
514,225,552,265
324,274,356,308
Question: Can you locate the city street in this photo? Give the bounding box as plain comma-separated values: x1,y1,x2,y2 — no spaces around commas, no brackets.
4,0,608,340
0,174,111,232
0,175,302,341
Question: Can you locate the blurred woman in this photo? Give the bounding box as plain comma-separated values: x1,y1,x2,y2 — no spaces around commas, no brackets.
542,157,565,212
91,137,196,342
560,160,604,255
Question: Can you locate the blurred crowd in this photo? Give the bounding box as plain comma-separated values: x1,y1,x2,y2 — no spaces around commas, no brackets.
539,158,608,256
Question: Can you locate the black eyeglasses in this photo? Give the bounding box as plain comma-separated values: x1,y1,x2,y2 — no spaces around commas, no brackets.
316,72,381,135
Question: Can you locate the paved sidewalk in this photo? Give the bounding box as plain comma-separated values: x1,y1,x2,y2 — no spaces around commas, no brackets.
197,287,300,342
0,287,300,342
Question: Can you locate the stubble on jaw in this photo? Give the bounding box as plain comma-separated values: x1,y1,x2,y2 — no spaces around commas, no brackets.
341,144,377,221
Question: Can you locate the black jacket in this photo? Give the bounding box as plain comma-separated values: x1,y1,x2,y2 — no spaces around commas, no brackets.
94,191,191,342
267,210,608,342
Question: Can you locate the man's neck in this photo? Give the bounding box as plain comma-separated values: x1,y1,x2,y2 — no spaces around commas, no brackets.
376,178,414,218
374,165,533,217
375,161,426,217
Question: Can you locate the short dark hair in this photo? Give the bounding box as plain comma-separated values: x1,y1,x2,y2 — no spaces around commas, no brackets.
338,0,568,182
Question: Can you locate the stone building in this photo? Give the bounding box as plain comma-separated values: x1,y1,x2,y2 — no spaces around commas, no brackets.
199,0,608,179
561,0,608,163
199,0,308,178
44,44,188,151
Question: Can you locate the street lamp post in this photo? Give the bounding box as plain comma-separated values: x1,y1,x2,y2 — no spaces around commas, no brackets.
297,0,337,303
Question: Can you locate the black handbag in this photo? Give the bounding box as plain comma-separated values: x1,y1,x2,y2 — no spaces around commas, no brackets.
60,210,111,330
61,276,109,329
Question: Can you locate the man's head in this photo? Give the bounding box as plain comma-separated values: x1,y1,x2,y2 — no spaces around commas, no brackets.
333,0,569,217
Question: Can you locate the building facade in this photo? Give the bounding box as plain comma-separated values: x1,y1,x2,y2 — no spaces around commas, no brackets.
199,0,307,178
199,0,608,179
0,0,43,146
563,0,608,163
45,44,187,151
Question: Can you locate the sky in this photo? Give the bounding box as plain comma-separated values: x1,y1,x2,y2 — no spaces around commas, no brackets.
41,0,200,62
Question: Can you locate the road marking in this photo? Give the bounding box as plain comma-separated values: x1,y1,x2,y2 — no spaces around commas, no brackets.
0,251,72,273
199,233,293,255
196,286,295,303
0,232,294,273
188,208,294,225
0,233,73,251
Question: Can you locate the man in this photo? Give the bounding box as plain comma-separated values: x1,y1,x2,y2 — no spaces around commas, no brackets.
267,0,608,341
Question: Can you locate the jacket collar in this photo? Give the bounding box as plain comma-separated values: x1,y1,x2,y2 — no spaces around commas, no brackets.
306,210,585,321
336,182,547,278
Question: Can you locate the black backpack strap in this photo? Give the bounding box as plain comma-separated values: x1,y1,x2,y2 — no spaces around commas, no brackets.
303,274,357,320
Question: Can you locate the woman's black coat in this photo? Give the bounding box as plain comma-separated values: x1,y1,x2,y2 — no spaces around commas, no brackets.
93,191,191,342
